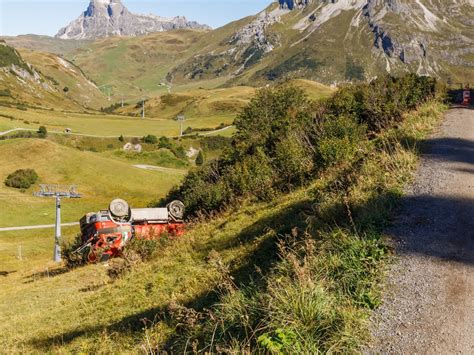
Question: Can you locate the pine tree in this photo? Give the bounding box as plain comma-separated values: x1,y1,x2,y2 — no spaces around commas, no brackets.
195,150,204,166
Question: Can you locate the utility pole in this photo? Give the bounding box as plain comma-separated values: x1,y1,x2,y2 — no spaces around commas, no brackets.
35,184,81,263
177,114,185,137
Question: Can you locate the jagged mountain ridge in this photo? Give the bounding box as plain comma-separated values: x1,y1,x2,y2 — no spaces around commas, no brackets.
169,0,474,85
56,0,210,40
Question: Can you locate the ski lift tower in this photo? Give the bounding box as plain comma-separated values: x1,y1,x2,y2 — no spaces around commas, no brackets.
177,114,185,137
35,184,82,262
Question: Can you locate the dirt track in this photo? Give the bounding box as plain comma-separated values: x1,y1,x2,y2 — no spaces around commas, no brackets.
370,107,474,353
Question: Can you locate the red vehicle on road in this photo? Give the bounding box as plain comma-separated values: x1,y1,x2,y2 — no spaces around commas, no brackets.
77,199,185,262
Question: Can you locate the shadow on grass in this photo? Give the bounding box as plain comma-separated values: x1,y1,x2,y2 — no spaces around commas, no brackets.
200,199,313,285
0,270,16,277
23,266,71,284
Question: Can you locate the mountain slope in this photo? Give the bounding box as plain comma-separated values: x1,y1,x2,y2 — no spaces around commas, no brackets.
0,41,102,110
18,48,107,109
56,0,209,40
66,30,210,99
170,0,474,86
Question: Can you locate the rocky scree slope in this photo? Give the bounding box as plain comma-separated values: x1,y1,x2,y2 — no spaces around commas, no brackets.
169,0,474,85
56,0,210,40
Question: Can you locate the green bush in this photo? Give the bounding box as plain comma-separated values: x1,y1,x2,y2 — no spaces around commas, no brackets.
169,160,231,215
4,169,38,189
313,114,366,167
200,136,232,151
164,75,438,217
195,150,204,166
158,136,172,149
142,134,158,144
37,125,47,138
171,146,187,160
226,148,276,201
273,133,314,190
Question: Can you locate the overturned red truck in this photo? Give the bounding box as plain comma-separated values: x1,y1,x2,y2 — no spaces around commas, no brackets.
77,199,185,262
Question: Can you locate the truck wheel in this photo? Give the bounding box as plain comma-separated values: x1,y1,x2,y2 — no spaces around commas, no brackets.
109,198,130,218
168,200,185,220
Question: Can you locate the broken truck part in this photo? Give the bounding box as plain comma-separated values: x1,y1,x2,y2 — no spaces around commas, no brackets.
77,199,185,263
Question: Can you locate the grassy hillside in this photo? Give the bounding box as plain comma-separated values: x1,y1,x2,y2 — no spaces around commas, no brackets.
0,41,104,111
18,48,107,110
0,75,446,352
115,85,255,121
0,99,446,352
0,139,185,227
67,30,209,101
0,77,332,140
0,106,232,137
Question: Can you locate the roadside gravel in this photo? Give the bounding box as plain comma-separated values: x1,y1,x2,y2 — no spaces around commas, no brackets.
369,107,474,354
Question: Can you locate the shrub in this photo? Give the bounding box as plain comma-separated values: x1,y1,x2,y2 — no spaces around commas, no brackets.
4,168,38,189
233,85,312,157
172,146,187,160
0,89,11,97
163,75,439,217
62,234,87,269
225,148,276,201
195,150,204,166
273,132,314,189
118,135,124,142
313,114,366,167
172,161,232,215
183,127,193,135
142,134,158,144
37,125,47,138
158,136,172,149
200,136,232,151
63,86,69,93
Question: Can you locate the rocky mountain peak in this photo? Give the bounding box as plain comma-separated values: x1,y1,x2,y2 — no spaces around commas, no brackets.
84,0,123,17
55,0,209,40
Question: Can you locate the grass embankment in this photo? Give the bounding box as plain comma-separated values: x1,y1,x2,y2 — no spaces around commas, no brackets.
0,100,445,352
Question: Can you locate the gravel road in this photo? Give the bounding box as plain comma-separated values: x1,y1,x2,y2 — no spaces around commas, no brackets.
370,107,474,353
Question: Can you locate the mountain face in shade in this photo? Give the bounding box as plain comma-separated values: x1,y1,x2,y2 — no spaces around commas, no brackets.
56,0,210,40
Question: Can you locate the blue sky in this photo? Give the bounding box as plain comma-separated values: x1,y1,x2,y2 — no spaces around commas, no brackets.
0,0,270,36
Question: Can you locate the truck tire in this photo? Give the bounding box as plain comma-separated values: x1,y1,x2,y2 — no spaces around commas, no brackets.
168,200,185,220
109,198,130,218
